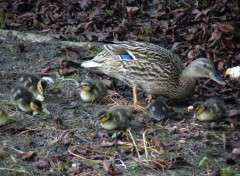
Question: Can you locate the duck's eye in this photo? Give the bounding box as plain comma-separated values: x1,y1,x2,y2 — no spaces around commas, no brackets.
203,64,207,67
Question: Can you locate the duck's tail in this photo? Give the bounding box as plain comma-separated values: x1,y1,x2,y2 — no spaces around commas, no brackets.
81,60,102,68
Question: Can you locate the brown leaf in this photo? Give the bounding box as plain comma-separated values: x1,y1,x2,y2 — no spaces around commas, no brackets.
215,22,234,33
231,131,240,141
208,30,222,47
209,30,221,42
63,100,78,109
232,148,240,155
228,109,240,117
102,160,121,175
152,160,172,170
187,45,203,59
18,151,37,161
101,140,114,147
127,7,140,16
79,0,91,10
59,60,77,76
36,160,50,170
217,61,225,71
10,22,23,27
102,160,112,173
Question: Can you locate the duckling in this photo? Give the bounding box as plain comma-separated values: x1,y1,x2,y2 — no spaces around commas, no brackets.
79,79,107,102
96,106,133,130
11,86,43,113
0,108,9,126
19,73,47,97
225,66,240,81
188,98,227,121
147,97,168,121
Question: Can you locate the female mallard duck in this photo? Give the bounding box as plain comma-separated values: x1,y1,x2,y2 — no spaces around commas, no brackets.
81,41,225,107
96,106,133,130
188,98,227,121
147,97,168,121
0,108,9,126
19,73,47,97
79,79,107,102
11,86,43,113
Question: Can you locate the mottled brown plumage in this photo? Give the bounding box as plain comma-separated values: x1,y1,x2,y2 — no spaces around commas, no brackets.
81,41,225,100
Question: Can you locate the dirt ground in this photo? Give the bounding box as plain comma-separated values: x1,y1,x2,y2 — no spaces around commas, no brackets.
0,31,240,176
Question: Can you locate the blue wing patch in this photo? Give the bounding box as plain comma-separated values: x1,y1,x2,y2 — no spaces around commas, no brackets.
118,54,134,61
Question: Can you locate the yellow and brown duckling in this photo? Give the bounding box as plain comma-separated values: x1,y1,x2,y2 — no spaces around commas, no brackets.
81,41,226,109
79,79,107,103
147,97,168,121
11,85,43,113
188,98,227,121
225,66,240,81
0,108,9,126
19,73,47,97
96,106,133,130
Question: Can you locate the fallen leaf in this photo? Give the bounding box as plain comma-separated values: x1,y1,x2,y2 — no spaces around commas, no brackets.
63,100,78,109
127,7,139,16
101,140,114,147
152,160,172,170
215,21,234,33
102,160,112,173
232,148,240,155
18,151,37,161
187,45,203,59
59,59,77,76
36,160,50,170
217,61,225,71
102,160,121,175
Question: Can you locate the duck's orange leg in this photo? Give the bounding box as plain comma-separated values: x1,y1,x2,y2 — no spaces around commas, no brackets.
145,94,153,103
133,85,145,111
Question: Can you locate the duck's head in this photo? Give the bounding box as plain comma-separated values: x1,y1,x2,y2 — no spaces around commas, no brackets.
37,79,48,95
96,110,111,123
80,80,92,92
185,58,226,85
30,99,43,112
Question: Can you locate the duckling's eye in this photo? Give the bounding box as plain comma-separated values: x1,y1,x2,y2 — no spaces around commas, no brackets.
203,64,207,67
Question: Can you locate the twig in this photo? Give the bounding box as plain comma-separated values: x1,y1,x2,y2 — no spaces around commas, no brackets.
127,129,141,159
142,130,149,159
74,133,93,145
115,159,127,169
57,78,79,87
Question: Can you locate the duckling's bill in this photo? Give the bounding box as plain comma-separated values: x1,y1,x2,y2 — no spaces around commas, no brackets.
36,94,44,102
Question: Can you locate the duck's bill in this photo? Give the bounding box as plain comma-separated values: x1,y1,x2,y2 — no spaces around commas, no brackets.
43,108,50,115
94,120,100,126
36,94,45,102
210,75,226,85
